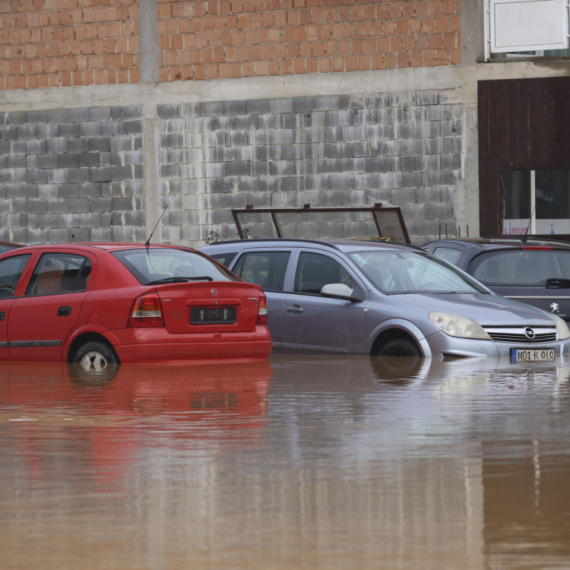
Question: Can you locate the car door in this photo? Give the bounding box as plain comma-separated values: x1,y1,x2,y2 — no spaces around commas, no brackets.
229,248,292,347
280,249,367,354
8,250,95,362
0,253,34,361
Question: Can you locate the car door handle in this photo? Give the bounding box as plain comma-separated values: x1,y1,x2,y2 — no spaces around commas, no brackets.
57,306,72,317
286,305,304,314
0,311,4,321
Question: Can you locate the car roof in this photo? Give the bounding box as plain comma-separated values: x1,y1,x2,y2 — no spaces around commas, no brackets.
202,238,424,253
3,243,197,254
424,236,570,251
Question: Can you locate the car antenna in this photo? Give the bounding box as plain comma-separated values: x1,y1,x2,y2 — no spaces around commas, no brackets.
521,203,536,245
145,204,168,247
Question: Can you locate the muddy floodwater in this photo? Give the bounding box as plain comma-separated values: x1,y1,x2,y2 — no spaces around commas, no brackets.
2,357,570,569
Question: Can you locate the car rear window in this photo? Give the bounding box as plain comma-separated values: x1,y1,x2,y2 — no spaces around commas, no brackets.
113,248,238,285
469,249,570,286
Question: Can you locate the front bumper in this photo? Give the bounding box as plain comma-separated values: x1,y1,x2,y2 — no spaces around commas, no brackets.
107,325,272,363
423,330,570,358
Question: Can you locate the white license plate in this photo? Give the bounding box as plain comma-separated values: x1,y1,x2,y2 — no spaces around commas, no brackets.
511,348,555,362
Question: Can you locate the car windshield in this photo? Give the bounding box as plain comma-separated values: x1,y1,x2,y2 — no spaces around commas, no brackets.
348,250,488,294
470,249,570,286
113,248,238,285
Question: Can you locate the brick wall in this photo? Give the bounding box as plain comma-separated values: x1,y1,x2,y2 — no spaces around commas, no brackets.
0,106,144,243
157,90,461,245
0,0,140,90
157,0,461,82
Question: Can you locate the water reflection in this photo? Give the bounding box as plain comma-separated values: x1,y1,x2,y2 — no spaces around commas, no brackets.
1,356,570,568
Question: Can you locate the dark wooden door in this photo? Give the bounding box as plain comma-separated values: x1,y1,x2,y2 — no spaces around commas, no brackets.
478,77,570,238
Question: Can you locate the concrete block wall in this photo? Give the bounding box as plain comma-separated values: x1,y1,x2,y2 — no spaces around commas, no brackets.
0,106,145,243
158,89,462,245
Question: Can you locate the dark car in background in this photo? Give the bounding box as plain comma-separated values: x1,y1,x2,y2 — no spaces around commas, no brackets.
422,237,570,322
0,242,23,254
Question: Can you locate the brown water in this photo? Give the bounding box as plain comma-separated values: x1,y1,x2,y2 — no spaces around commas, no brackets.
1,356,570,569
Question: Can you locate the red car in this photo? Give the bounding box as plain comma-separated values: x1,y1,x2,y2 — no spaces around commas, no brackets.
0,243,271,368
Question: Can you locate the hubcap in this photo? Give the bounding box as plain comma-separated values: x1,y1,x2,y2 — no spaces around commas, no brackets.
79,351,108,372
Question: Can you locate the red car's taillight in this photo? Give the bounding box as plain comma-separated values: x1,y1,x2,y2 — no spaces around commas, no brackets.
129,293,164,328
256,291,268,325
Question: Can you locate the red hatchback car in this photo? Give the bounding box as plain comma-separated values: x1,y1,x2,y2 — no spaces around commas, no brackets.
0,243,271,369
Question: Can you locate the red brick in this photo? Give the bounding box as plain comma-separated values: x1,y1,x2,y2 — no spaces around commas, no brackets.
206,63,218,78
449,46,461,64
118,68,129,83
28,74,39,88
423,49,436,66
230,61,241,76
384,21,396,36
254,60,266,74
275,42,287,58
404,34,415,50
17,74,27,89
384,53,396,69
293,58,305,73
358,54,370,70
319,57,330,72
345,55,357,71
218,62,230,77
442,0,455,15
312,41,324,56
396,19,408,35
263,43,275,58
194,64,206,79
244,29,256,43
430,33,442,49
436,16,448,32
390,36,403,52
281,59,292,74
268,59,279,74
306,56,318,73
242,61,254,76
243,0,255,11
422,18,434,33
397,52,410,68
389,3,402,18
428,0,441,15
436,49,449,65
288,42,299,57
332,55,343,71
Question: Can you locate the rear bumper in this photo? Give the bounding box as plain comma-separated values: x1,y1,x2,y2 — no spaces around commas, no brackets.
109,325,272,363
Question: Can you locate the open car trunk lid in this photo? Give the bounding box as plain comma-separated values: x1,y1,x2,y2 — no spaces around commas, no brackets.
155,281,262,334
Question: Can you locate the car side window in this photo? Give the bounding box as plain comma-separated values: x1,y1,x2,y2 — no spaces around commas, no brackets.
0,255,32,299
433,247,462,266
26,253,92,296
295,252,352,294
233,251,291,291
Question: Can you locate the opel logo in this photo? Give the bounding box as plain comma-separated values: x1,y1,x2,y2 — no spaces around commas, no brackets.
211,288,218,297
525,327,535,340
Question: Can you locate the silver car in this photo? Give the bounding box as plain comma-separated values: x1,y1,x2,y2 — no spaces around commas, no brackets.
201,239,570,360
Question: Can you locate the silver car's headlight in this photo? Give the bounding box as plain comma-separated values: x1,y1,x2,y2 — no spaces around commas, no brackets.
555,315,570,340
429,311,491,340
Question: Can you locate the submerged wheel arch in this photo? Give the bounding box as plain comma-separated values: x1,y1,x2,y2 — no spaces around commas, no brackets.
370,328,423,357
67,332,120,363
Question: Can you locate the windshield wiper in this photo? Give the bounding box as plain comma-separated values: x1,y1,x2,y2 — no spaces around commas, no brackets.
146,276,214,285
546,278,570,289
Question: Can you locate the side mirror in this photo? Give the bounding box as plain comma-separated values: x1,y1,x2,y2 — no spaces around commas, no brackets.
320,283,364,302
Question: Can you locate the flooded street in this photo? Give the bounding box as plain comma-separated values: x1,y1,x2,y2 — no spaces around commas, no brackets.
2,357,570,569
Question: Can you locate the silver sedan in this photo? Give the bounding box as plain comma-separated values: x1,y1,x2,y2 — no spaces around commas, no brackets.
201,239,570,361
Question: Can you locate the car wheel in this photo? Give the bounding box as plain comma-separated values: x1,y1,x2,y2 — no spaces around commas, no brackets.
73,341,119,372
377,338,421,358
